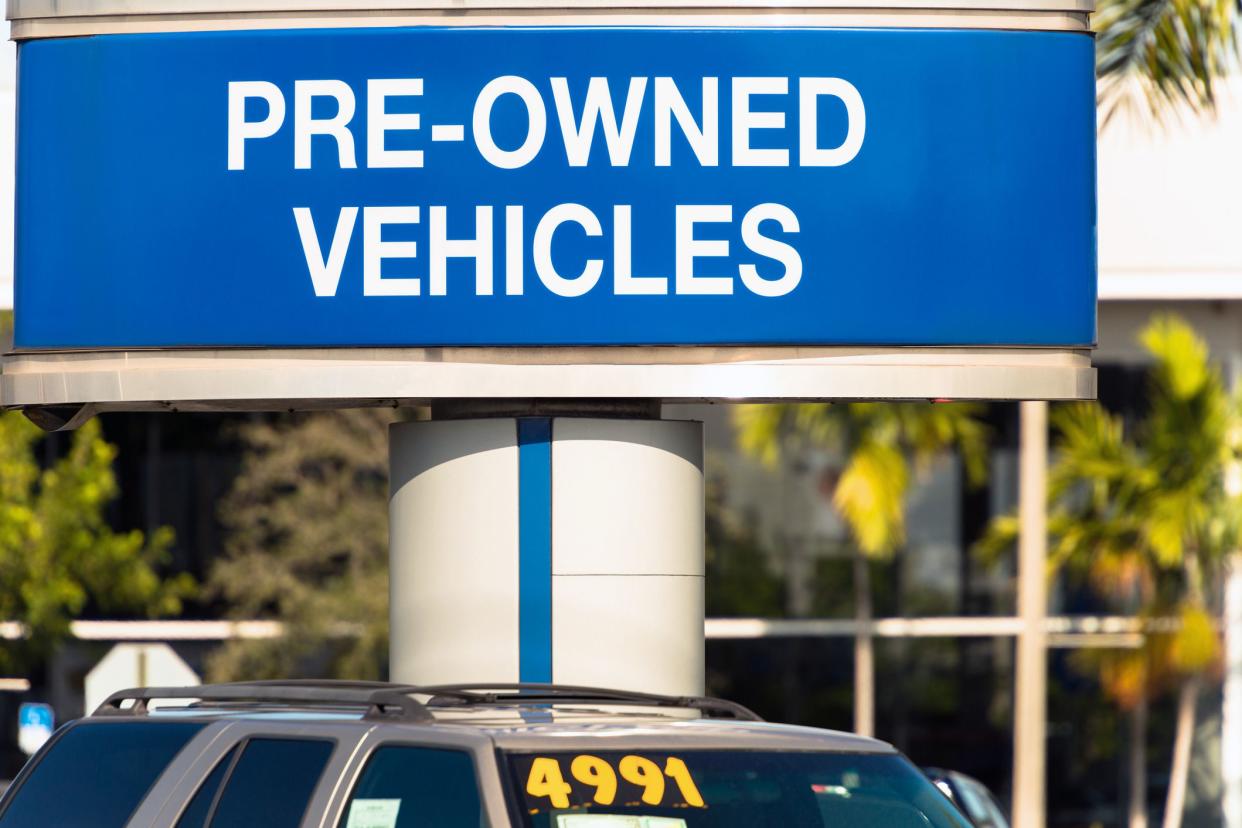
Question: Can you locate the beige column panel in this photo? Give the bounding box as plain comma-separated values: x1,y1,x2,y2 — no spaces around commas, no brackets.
551,418,705,696
389,419,521,685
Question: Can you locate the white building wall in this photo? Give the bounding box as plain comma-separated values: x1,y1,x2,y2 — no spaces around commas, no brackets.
1098,78,1242,303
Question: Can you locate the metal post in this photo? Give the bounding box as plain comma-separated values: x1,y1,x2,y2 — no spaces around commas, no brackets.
1013,400,1048,828
1129,695,1149,828
853,552,876,738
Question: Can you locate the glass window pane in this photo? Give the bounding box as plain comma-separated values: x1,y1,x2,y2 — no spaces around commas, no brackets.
505,750,973,828
208,738,334,828
175,747,238,828
340,746,481,828
0,721,203,828
958,777,1009,828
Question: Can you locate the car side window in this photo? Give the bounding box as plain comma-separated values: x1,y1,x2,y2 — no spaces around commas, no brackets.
339,746,482,828
200,737,334,828
175,746,238,828
0,721,203,828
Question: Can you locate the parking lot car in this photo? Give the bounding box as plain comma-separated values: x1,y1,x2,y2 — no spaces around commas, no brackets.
923,768,1011,828
0,682,974,828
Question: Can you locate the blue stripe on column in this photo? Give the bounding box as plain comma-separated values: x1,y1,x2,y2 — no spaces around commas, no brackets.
517,418,553,684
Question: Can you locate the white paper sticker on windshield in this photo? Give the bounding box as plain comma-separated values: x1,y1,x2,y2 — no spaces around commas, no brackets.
556,817,688,828
345,798,402,828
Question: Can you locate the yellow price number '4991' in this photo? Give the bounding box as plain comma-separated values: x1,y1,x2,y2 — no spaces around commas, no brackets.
524,754,706,810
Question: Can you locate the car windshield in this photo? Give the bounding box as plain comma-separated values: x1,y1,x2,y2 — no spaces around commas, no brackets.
953,774,1010,828
506,750,972,828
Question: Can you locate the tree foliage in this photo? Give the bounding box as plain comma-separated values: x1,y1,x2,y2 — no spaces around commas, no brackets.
0,412,191,669
979,315,1236,706
734,402,989,558
1096,0,1240,123
206,408,394,681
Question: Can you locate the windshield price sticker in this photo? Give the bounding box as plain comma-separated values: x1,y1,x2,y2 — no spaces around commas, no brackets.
521,754,705,811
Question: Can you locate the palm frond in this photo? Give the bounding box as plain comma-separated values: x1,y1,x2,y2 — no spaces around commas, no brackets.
833,440,909,558
1095,0,1239,124
738,402,987,561
732,404,794,468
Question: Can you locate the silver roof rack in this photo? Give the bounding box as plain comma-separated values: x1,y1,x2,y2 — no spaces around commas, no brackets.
94,680,763,723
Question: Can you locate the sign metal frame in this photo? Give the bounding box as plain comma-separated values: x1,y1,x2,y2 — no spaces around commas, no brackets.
3,0,1098,411
1,346,1094,415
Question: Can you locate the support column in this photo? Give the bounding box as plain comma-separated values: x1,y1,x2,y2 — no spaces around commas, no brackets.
1013,400,1048,828
388,411,705,696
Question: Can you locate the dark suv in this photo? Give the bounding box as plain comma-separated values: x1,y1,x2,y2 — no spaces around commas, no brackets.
0,682,972,828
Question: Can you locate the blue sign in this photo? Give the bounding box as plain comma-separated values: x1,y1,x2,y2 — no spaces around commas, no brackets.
17,702,54,755
14,27,1095,349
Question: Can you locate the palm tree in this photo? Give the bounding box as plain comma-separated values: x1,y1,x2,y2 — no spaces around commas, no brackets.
980,315,1240,828
1095,0,1240,124
734,401,989,736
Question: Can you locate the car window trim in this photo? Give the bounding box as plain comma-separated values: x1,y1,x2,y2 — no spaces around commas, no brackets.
198,741,245,828
202,734,339,828
334,740,486,828
315,727,504,828
497,746,529,828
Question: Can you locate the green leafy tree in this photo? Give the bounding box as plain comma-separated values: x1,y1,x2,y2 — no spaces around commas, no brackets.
207,408,395,681
0,412,192,671
1096,0,1240,122
734,402,989,735
979,315,1237,828
736,403,990,557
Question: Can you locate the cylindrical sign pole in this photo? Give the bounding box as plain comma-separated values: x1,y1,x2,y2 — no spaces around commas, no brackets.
388,407,705,695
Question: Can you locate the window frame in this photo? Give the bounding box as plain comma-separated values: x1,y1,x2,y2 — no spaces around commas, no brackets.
172,741,241,828
194,734,338,828
320,727,506,828
333,741,486,828
133,719,361,828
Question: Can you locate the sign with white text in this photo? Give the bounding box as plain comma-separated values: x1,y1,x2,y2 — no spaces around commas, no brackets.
14,27,1095,349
